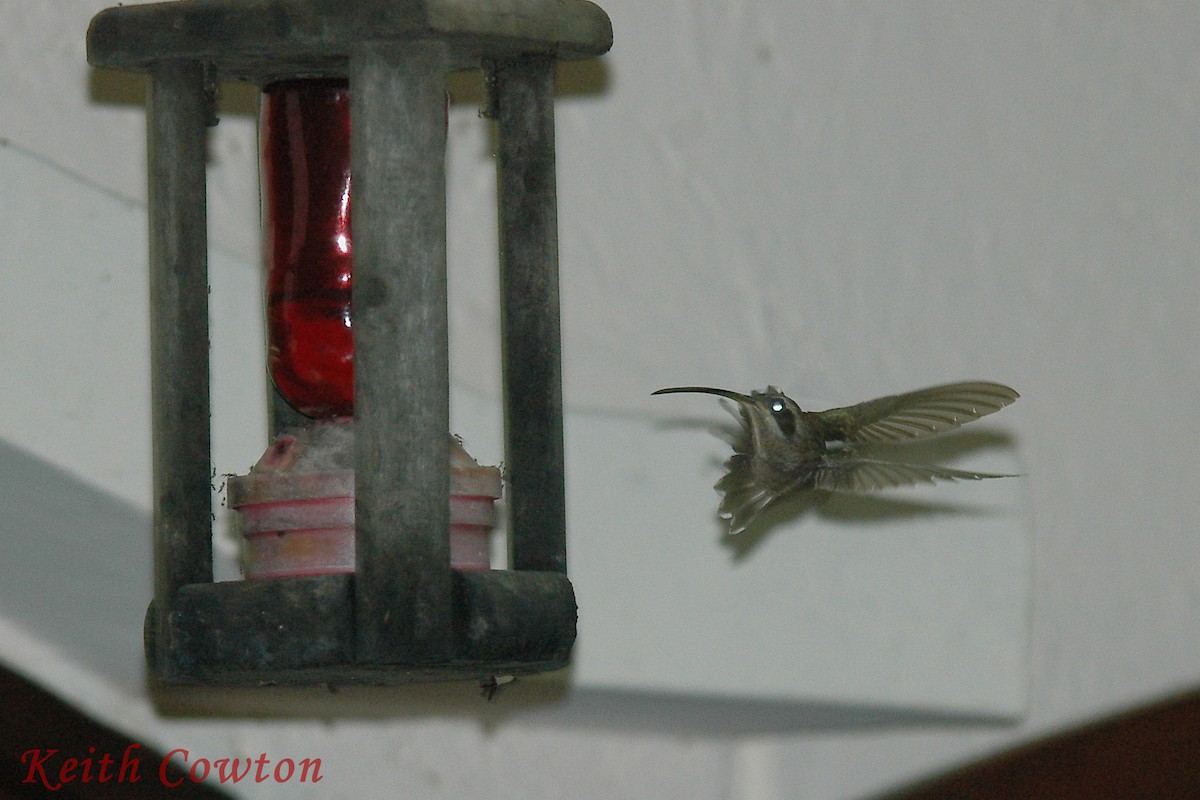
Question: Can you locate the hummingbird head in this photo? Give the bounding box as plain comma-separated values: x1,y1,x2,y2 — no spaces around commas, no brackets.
653,385,813,533
652,385,804,444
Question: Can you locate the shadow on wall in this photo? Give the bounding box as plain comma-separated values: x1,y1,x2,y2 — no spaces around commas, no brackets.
0,439,151,695
0,437,1017,735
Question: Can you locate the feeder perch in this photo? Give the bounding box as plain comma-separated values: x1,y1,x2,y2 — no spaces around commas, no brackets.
85,0,612,685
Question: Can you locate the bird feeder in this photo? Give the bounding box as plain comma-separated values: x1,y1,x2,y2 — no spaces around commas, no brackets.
85,0,611,685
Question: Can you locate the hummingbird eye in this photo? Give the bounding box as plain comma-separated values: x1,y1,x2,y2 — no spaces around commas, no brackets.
767,396,797,437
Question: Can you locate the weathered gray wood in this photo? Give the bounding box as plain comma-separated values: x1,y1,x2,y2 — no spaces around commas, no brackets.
87,0,613,81
173,575,354,673
92,0,599,685
452,570,576,662
146,62,214,679
493,56,568,574
351,42,454,664
151,571,574,681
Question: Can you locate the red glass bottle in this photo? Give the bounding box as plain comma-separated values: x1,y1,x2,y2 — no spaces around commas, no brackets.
262,79,354,418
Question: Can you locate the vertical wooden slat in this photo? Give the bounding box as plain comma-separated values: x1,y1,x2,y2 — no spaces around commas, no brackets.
350,41,453,663
493,56,568,574
146,61,213,677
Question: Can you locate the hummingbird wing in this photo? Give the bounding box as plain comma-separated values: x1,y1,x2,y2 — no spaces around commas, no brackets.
813,457,1016,493
812,382,1019,444
713,400,781,535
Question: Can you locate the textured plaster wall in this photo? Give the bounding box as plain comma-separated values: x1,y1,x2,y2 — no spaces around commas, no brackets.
2,1,1200,799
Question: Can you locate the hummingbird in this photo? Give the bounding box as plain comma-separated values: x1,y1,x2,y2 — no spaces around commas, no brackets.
652,381,1019,535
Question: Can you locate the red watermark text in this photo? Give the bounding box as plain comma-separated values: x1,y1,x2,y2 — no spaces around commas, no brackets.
20,743,323,790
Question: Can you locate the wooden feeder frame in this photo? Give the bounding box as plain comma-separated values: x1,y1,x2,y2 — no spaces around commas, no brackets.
86,0,611,685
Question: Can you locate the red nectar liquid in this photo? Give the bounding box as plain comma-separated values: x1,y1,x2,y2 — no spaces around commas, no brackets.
262,79,353,418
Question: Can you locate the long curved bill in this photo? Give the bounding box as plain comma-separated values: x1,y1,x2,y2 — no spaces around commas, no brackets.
652,386,753,402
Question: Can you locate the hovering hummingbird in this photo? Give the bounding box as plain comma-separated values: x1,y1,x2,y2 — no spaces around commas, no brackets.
652,382,1019,535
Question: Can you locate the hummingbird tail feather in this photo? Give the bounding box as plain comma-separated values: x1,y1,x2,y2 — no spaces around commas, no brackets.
715,453,775,535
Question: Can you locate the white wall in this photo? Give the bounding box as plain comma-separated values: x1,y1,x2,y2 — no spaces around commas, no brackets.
3,1,1200,798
